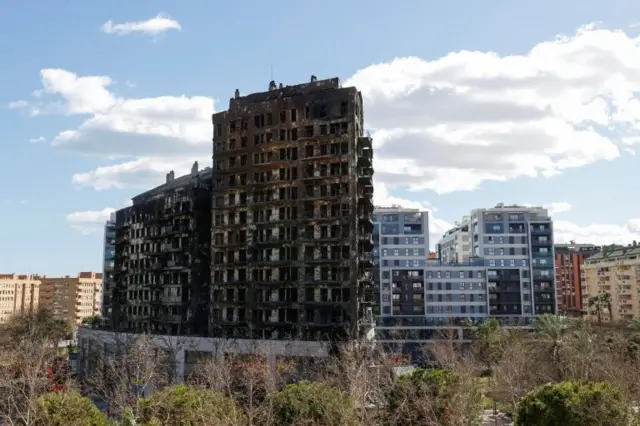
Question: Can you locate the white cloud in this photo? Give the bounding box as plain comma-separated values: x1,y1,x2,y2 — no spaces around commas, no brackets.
374,181,452,249
101,13,181,37
28,136,46,143
8,100,28,109
15,67,214,189
544,202,572,215
344,24,640,194
71,156,209,191
555,218,640,246
16,23,640,203
66,208,115,235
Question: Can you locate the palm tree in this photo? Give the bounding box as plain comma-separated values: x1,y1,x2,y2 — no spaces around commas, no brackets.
588,296,603,325
534,314,571,359
628,318,640,330
599,292,613,322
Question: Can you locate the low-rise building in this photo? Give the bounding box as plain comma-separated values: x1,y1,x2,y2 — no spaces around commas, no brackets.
583,245,640,321
40,272,103,325
0,274,40,324
554,243,601,317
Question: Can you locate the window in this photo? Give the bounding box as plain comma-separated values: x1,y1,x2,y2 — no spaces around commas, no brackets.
412,248,419,256
393,249,399,256
412,237,419,244
460,282,466,290
459,271,465,278
382,249,388,256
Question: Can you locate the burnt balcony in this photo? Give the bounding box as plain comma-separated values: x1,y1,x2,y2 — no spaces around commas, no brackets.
359,232,374,250
357,136,373,152
305,256,344,264
161,243,183,252
360,252,373,265
358,165,374,185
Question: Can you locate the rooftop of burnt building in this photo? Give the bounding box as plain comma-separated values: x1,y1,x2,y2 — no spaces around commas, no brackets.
131,161,212,205
221,76,356,110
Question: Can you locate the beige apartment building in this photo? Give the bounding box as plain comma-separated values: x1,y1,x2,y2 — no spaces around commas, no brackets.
40,272,103,325
0,274,41,324
583,245,640,322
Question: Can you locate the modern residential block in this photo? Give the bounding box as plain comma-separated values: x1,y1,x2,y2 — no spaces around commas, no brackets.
40,272,102,325
372,206,429,317
583,244,640,321
424,262,489,323
101,212,116,319
210,76,374,341
0,274,40,324
437,217,471,264
435,204,557,323
554,243,601,317
111,163,212,335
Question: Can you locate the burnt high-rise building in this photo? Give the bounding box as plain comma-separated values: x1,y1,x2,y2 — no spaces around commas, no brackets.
210,76,375,341
111,162,212,335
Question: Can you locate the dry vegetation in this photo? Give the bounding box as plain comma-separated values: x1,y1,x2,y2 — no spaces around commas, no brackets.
3,312,640,425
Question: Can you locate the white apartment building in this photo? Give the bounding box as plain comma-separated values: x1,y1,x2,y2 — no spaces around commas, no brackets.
435,204,556,323
372,206,429,318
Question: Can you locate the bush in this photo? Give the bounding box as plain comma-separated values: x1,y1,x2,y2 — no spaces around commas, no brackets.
515,380,635,426
35,390,108,426
383,368,483,426
266,380,359,426
138,384,245,426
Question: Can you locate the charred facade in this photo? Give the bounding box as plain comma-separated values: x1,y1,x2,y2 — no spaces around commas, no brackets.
210,76,375,341
111,162,212,335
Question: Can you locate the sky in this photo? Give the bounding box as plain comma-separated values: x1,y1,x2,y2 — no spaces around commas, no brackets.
3,0,640,276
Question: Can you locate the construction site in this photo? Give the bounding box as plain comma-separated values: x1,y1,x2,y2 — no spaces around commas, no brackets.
111,162,212,336
210,76,375,341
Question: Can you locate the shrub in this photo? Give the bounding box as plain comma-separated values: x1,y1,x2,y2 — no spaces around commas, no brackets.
383,368,483,426
515,380,635,426
266,380,359,426
35,390,108,426
138,384,245,426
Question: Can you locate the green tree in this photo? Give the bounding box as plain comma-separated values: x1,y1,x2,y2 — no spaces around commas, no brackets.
383,368,482,426
265,380,359,426
5,309,72,347
534,314,571,360
468,318,510,374
138,384,245,426
35,390,108,426
628,318,640,330
515,381,635,426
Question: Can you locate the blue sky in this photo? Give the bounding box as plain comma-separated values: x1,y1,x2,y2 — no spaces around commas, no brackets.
3,0,640,276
